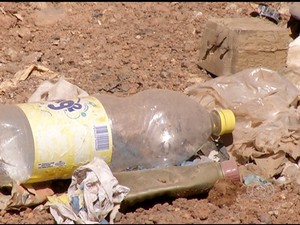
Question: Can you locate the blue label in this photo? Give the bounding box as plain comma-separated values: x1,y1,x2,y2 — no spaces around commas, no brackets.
47,99,82,112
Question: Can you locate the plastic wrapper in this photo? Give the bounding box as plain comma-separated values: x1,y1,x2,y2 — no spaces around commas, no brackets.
185,67,300,178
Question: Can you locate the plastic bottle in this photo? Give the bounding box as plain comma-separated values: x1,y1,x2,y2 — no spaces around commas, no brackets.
114,159,240,209
93,89,235,171
0,88,235,186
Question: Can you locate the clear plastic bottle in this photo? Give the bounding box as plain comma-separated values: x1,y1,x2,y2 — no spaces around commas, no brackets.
0,105,34,186
94,88,235,171
0,88,235,186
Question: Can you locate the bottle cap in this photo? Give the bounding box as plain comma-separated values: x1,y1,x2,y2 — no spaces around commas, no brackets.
216,109,235,136
220,160,240,181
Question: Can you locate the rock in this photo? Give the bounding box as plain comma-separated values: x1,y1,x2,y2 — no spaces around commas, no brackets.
6,47,21,62
131,63,139,70
257,212,272,224
287,35,300,69
16,27,32,41
22,52,43,64
198,17,292,76
32,6,66,26
160,70,169,78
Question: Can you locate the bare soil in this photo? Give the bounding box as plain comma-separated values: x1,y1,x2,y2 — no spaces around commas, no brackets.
0,2,298,224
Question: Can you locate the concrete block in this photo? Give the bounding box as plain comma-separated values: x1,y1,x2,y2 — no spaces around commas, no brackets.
287,35,300,69
198,17,292,76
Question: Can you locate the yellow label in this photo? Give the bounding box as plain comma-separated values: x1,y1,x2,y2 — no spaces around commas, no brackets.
17,96,112,183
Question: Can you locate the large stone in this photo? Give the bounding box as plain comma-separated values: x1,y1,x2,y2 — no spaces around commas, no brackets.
198,17,292,76
286,35,300,69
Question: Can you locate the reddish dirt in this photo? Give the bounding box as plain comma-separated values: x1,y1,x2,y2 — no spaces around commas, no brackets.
0,2,298,224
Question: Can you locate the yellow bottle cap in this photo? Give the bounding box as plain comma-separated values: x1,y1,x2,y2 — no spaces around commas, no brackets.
216,109,235,136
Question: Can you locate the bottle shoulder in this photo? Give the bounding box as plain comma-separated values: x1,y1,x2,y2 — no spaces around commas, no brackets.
95,89,209,111
94,89,215,140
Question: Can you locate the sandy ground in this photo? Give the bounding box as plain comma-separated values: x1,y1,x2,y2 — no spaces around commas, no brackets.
0,2,298,224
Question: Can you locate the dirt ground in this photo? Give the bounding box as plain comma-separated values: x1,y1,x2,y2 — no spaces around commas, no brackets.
0,2,299,224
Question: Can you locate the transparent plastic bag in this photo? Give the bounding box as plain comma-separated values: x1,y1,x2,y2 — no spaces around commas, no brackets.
185,67,300,178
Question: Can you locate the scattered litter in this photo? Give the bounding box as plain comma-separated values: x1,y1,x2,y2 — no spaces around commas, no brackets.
275,161,300,185
196,137,230,162
185,67,300,179
28,76,89,102
46,157,130,224
0,181,54,210
0,64,58,93
243,174,275,199
208,150,220,162
243,174,269,185
1,63,300,218
257,3,281,24
250,3,281,24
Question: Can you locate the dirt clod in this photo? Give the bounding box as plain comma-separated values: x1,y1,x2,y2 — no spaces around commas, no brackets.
207,178,242,207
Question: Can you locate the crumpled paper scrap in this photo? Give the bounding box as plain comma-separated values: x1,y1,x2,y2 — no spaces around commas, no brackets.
185,67,300,178
0,181,54,210
0,64,58,93
46,157,130,224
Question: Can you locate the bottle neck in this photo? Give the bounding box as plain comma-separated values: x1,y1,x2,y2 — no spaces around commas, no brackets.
210,110,222,136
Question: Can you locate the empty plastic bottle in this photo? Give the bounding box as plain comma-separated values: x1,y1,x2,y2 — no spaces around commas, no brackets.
94,89,235,171
0,88,235,186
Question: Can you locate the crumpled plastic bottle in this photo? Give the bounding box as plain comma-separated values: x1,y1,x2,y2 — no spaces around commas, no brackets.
0,88,235,186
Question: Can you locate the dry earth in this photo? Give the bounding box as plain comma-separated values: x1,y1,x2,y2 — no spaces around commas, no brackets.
0,2,298,224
